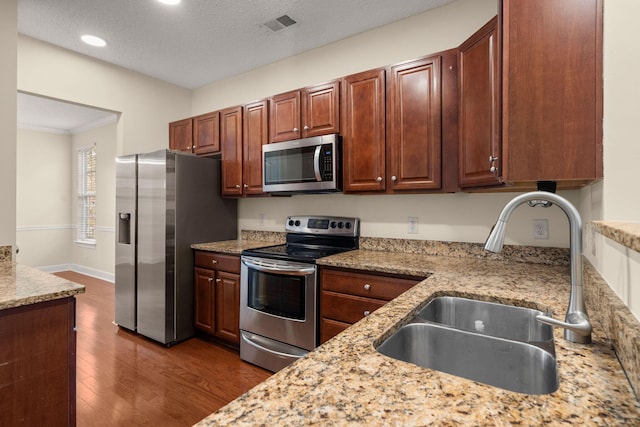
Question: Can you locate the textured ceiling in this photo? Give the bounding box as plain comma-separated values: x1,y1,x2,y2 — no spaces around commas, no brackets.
18,0,455,90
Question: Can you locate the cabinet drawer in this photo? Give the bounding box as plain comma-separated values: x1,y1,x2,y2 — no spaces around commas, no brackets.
320,291,385,324
320,318,351,344
321,268,419,301
194,251,240,273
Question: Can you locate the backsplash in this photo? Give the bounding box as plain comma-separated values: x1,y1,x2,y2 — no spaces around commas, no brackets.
0,246,11,262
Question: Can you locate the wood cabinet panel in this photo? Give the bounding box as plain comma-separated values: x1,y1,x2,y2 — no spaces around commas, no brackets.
169,118,193,152
302,81,340,137
0,298,76,426
321,268,418,300
269,90,301,143
458,16,502,188
387,55,442,191
220,106,244,196
501,0,603,185
214,271,240,345
194,267,214,334
243,100,269,195
320,318,350,344
193,111,220,155
194,252,240,273
341,68,387,192
321,291,386,324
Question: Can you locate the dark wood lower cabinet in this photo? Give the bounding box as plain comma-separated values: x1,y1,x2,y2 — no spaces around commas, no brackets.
0,297,76,427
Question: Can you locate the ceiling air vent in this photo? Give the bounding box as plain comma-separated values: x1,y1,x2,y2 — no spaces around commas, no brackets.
264,15,297,32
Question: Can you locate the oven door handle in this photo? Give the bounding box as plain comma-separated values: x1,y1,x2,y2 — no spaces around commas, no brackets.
241,331,308,359
242,257,316,276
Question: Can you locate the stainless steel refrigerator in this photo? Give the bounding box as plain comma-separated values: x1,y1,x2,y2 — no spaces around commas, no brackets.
115,149,237,345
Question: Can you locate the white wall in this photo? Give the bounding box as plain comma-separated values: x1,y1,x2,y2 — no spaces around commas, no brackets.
17,35,192,156
0,0,17,254
16,129,73,267
581,0,640,320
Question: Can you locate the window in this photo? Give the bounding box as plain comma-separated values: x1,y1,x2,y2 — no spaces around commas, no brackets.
77,144,96,245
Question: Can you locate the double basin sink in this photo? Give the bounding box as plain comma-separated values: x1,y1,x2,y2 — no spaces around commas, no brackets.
376,296,558,395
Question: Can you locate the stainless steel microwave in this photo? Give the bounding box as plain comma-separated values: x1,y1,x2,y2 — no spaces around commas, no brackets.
262,134,341,193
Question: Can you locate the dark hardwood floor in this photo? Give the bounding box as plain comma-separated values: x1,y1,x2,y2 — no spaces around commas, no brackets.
54,271,271,426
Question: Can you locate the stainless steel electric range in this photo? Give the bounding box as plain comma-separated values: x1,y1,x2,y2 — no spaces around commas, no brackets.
239,216,360,372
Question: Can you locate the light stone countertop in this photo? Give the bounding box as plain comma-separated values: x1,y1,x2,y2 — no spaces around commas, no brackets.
593,220,640,253
0,262,85,311
192,246,640,426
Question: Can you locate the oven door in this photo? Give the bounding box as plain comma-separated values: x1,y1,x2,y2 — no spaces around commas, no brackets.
240,256,317,371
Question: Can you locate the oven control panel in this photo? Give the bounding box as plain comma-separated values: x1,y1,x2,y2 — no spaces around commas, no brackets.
285,216,360,236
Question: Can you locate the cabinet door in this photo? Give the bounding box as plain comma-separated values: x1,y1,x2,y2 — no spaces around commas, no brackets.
269,90,301,143
301,80,340,138
502,0,603,185
214,271,240,345
194,111,220,155
458,16,502,188
243,100,268,195
387,56,442,191
341,68,386,192
169,118,193,152
194,267,214,334
220,106,244,196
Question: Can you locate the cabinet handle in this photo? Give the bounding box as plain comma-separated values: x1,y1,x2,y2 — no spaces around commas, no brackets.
208,277,213,283
303,125,309,130
391,176,397,182
211,259,218,264
293,127,299,132
192,145,196,149
216,278,221,283
363,283,371,290
364,310,371,317
243,183,248,188
489,155,499,163
235,184,241,189
490,166,497,174
376,176,383,183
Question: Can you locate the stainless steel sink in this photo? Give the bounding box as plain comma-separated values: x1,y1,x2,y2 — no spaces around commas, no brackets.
376,296,559,395
414,296,554,344
376,322,559,395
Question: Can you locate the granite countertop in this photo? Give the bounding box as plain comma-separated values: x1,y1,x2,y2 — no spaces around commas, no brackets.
593,220,640,253
191,231,285,255
195,249,640,426
0,262,85,311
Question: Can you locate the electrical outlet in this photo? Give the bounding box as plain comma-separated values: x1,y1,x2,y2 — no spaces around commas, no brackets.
533,219,549,240
407,217,418,234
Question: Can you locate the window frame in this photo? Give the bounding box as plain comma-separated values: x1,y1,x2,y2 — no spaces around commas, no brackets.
76,144,97,246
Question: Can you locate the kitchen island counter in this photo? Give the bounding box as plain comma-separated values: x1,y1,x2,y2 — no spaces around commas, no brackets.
0,261,84,310
196,248,640,426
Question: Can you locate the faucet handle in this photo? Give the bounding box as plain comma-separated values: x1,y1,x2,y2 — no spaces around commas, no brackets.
536,312,592,344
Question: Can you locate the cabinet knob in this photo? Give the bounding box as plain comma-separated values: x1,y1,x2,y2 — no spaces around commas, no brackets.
376,176,383,183
235,184,241,189
489,155,499,163
364,310,371,317
293,127,299,132
211,259,218,264
490,166,497,174
243,183,248,188
303,125,309,130
216,278,221,283
208,277,213,283
391,176,397,182
364,283,371,290
192,145,196,149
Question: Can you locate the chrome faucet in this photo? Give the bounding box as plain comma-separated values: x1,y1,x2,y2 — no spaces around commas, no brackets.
484,191,592,344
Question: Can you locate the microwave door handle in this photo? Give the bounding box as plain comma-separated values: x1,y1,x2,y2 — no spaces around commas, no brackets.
313,145,322,181
242,257,316,276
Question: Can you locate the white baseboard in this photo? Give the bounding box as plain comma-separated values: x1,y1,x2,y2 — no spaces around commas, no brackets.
38,263,115,283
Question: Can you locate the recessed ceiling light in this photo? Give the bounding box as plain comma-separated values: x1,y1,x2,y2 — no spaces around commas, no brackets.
158,0,181,5
81,34,107,47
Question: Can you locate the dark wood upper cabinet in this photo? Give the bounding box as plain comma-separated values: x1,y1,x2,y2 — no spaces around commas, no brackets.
458,16,502,188
220,105,244,196
169,118,193,153
242,99,269,195
387,54,444,192
501,0,603,187
193,111,220,155
269,80,339,143
341,68,387,192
